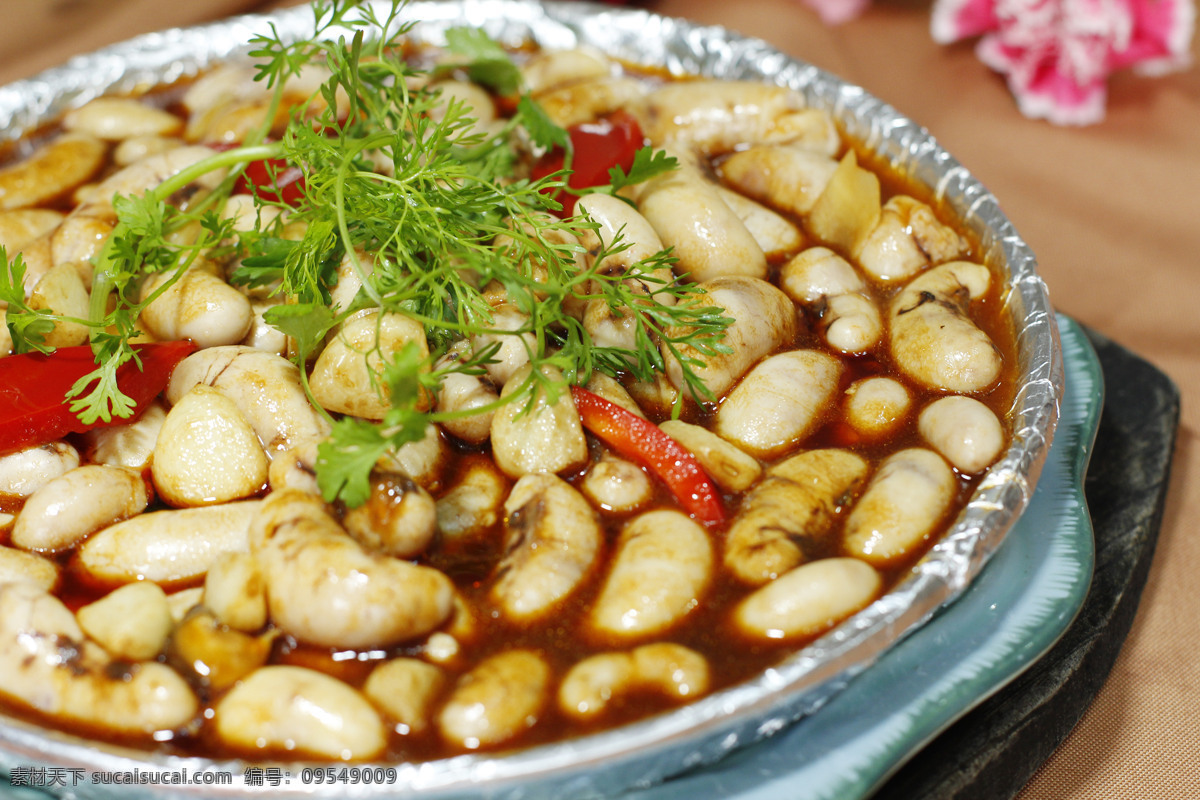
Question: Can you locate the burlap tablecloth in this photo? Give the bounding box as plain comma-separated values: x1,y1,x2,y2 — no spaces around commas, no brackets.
2,1,1196,797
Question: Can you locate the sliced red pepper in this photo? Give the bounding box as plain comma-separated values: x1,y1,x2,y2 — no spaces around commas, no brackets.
532,110,644,217
234,157,307,206
570,385,726,526
0,340,198,455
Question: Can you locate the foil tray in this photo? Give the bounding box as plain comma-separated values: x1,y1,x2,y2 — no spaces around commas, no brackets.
0,2,1062,798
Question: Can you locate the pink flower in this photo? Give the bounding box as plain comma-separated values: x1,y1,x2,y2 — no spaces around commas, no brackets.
800,0,874,25
931,0,1196,124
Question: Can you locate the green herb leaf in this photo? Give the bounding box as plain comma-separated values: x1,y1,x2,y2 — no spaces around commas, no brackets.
263,302,337,364
516,93,570,152
442,27,522,95
609,146,678,193
316,417,393,506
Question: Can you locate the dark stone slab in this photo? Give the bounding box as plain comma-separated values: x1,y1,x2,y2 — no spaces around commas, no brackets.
869,327,1181,800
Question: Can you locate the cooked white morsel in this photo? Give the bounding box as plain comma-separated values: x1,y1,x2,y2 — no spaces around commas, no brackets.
918,396,1006,474
581,452,654,514
490,364,588,478
434,343,499,445
323,246,371,315
719,144,839,218
734,557,882,640
221,193,284,237
521,48,612,93
438,649,551,750
23,146,222,290
153,385,268,507
443,595,479,654
376,422,448,490
113,135,183,167
658,419,762,493
435,458,508,540
625,371,680,419
490,213,589,308
636,81,837,156
842,377,912,439
139,261,254,347
421,631,463,666
575,193,679,353
843,448,958,567
11,465,148,553
0,208,63,251
242,300,288,354
470,303,538,389
363,658,446,735
48,215,114,275
203,551,268,632
184,64,344,144
166,346,331,458
716,350,843,459
80,400,167,470
584,372,645,417
535,75,646,128
0,582,198,733
182,63,260,114
63,97,183,141
857,196,970,283
444,593,483,651
582,297,644,355
559,643,710,719
0,133,107,211
632,147,767,283
817,293,881,354
889,261,1002,393
662,276,798,400
250,489,453,648
27,262,90,347
723,449,869,585
342,473,438,559
576,193,673,293
76,499,262,586
490,473,602,621
167,607,274,691
82,145,225,215
266,439,320,495
430,79,494,119
76,581,173,662
590,509,712,639
214,665,386,760
180,63,266,139
806,150,882,256
310,309,431,420
0,545,60,591
779,247,882,354
165,587,205,623
715,185,805,259
0,442,80,498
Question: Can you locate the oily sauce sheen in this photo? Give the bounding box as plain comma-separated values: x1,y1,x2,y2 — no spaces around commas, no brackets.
0,41,1019,766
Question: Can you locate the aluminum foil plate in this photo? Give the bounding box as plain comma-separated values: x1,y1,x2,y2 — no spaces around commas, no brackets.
0,2,1063,798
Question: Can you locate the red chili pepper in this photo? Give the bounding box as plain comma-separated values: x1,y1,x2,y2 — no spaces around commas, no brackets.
570,385,726,526
0,340,198,455
532,110,644,216
234,157,307,206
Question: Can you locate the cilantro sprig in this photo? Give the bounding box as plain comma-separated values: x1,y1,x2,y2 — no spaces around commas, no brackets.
7,0,726,507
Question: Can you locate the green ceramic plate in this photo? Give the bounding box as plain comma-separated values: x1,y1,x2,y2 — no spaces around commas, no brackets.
623,312,1102,800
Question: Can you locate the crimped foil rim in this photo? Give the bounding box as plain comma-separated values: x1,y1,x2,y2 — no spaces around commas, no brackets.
0,2,1062,798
